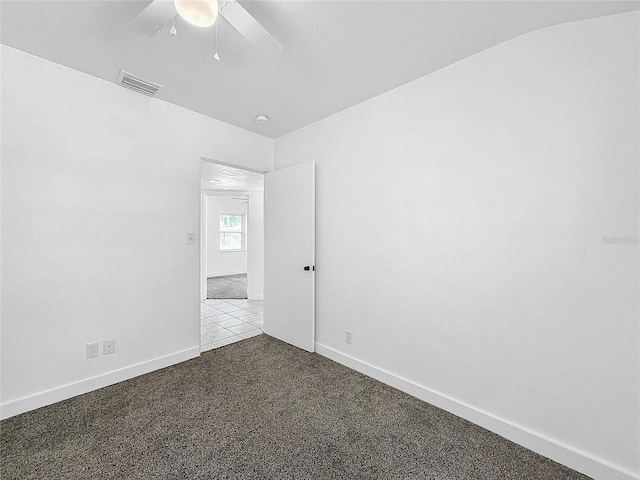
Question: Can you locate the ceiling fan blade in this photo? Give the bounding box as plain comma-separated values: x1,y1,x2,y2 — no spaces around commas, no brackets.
220,0,283,56
130,0,173,37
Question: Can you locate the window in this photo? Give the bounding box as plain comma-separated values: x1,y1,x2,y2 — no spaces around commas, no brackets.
219,214,244,251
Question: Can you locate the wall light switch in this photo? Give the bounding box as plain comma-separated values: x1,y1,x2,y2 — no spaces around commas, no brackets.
186,233,195,245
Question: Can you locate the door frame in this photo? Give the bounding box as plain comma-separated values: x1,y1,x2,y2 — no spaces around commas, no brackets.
199,158,266,302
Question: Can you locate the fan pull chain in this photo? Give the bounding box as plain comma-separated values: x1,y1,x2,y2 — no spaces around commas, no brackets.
170,1,177,35
213,20,220,61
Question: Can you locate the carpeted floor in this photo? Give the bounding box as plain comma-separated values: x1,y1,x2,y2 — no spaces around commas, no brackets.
1,335,591,480
207,273,247,299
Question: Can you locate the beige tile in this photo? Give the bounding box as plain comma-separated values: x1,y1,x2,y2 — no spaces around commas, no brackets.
215,305,246,313
209,313,235,322
225,299,249,306
203,329,235,343
214,336,243,347
239,329,262,339
216,318,245,328
235,313,262,322
201,323,224,333
227,323,259,335
204,299,228,306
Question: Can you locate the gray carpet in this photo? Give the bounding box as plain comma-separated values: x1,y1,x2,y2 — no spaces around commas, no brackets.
207,273,247,299
1,335,591,480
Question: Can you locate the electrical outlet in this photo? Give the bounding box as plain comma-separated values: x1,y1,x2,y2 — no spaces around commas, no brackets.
345,330,352,345
103,338,115,355
186,233,195,245
86,342,99,359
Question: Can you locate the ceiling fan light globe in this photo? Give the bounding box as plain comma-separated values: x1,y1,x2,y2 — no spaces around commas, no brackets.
174,0,219,27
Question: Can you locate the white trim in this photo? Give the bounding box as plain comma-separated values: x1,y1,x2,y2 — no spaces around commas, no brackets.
200,157,267,175
202,189,263,194
314,343,639,480
200,192,208,301
247,292,264,300
0,346,200,420
207,270,247,278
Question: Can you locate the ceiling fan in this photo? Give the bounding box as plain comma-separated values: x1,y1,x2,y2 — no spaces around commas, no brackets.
130,0,283,59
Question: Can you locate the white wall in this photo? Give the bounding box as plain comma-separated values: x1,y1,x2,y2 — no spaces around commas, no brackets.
247,192,264,300
275,12,639,480
0,45,273,418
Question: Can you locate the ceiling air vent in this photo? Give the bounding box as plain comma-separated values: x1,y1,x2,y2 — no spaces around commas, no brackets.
116,70,165,97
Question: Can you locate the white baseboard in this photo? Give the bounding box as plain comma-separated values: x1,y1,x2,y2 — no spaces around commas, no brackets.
0,346,200,420
207,270,247,278
247,292,263,300
315,343,638,480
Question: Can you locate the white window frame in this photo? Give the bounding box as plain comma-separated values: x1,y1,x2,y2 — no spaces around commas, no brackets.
219,213,246,252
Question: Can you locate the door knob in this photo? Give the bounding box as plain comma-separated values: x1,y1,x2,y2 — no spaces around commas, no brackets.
304,266,310,271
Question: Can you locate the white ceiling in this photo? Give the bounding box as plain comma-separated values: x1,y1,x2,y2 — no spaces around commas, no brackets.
201,161,264,191
2,1,638,138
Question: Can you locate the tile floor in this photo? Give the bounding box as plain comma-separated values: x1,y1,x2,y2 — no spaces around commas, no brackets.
200,298,263,351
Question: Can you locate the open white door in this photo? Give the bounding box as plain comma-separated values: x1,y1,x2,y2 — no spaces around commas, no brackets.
263,162,315,352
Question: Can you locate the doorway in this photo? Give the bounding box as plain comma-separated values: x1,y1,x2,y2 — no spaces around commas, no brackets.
205,198,248,299
199,159,265,352
198,159,316,355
